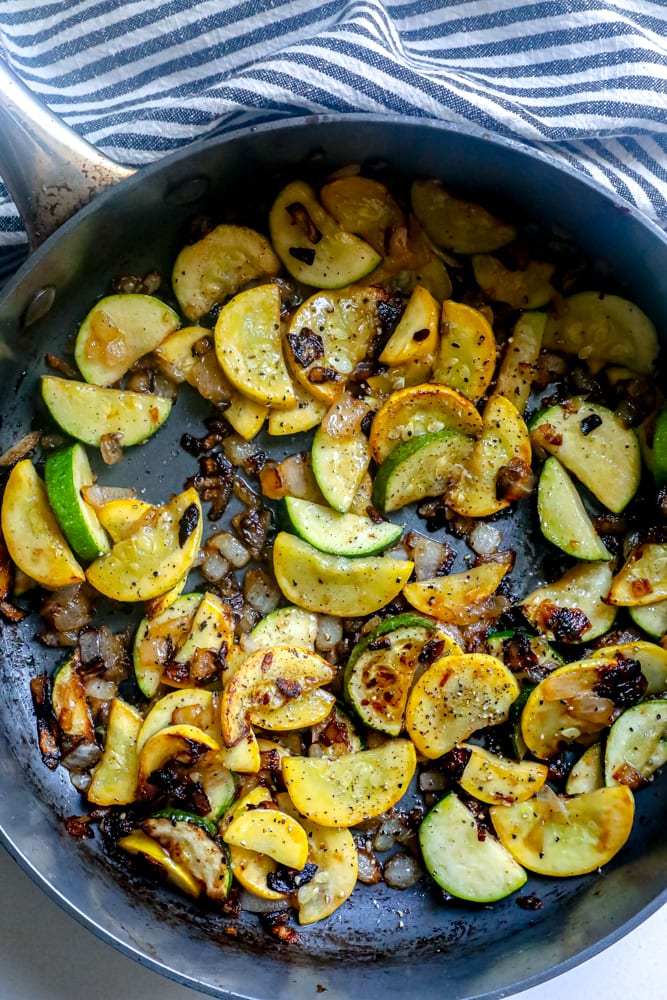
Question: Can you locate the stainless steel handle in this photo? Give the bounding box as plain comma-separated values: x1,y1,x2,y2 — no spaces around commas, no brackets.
0,60,135,249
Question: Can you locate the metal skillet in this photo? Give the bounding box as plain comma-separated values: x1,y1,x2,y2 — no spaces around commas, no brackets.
0,60,666,1000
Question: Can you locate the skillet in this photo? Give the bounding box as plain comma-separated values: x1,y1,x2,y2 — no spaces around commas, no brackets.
0,61,666,1000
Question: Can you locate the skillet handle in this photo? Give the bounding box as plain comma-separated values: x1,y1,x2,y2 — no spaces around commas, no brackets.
0,60,135,250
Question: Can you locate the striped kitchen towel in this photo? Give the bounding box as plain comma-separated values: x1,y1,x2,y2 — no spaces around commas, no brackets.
0,0,666,284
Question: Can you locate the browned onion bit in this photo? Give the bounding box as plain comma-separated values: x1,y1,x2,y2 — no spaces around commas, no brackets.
99,432,124,466
267,863,317,894
383,853,423,890
354,839,383,885
495,459,536,503
535,602,591,642
178,502,201,546
29,673,61,771
0,430,42,468
259,909,299,944
232,507,272,561
45,354,79,379
40,583,96,636
287,328,324,367
592,653,647,709
111,270,162,295
64,815,95,839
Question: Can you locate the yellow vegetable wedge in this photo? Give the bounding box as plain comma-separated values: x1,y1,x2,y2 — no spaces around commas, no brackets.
251,688,336,731
379,284,440,365
447,394,532,517
172,223,281,321
214,283,295,409
458,744,548,805
490,786,635,876
495,311,546,414
272,531,413,617
1,459,85,588
411,180,517,254
609,543,667,607
86,488,202,601
119,829,202,897
221,644,334,747
223,808,309,870
137,687,220,752
282,740,416,827
403,561,510,621
276,792,358,924
520,658,621,759
87,698,143,806
405,653,519,758
434,300,497,401
138,722,220,791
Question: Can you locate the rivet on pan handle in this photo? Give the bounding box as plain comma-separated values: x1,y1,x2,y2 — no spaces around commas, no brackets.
0,59,135,250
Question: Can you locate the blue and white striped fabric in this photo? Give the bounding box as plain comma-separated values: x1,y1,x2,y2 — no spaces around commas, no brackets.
1,0,666,285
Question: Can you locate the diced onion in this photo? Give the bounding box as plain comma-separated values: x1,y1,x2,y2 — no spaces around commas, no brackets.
383,853,422,890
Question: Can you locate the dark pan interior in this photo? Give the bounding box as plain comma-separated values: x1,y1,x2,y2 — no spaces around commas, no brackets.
1,115,666,1000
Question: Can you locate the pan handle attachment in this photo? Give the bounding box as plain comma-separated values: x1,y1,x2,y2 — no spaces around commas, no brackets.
0,60,135,250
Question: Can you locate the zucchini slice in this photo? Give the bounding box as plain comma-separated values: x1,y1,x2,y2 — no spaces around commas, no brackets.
486,628,562,684
629,600,667,641
75,294,180,386
44,443,111,563
405,653,519,758
369,382,482,465
520,561,616,643
311,419,371,513
537,456,612,561
490,786,635,876
543,291,658,375
605,699,667,788
269,180,381,288
420,792,527,903
529,397,641,513
344,615,443,736
372,428,474,513
41,375,172,448
565,742,605,796
282,497,402,557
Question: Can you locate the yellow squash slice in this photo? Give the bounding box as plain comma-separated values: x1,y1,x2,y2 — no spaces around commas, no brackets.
458,744,548,805
609,543,667,607
138,722,220,791
405,653,519,758
411,180,517,254
221,644,335,747
119,829,202,897
490,786,635,876
379,284,440,366
87,698,143,806
369,382,482,465
272,532,413,617
1,459,85,589
214,283,295,409
172,223,281,321
434,300,496,402
520,658,621,759
282,740,416,827
224,808,309,870
403,561,510,621
86,488,202,601
447,395,532,517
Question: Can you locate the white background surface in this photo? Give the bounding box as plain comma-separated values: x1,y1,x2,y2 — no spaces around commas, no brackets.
1,844,665,1000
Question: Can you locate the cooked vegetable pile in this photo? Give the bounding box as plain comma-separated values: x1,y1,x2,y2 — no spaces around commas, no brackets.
1,168,666,935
